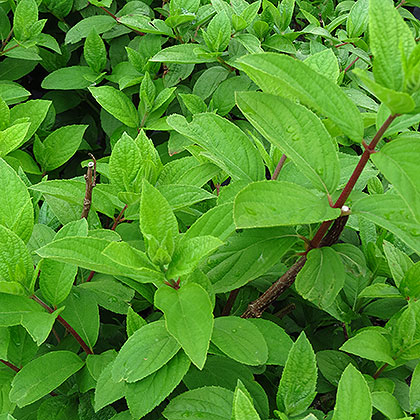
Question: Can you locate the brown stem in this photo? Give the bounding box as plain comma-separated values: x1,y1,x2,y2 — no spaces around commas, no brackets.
1,359,19,372
81,154,97,219
273,303,296,318
31,295,94,355
241,114,398,318
221,289,240,316
1,28,14,50
396,0,406,9
0,43,20,56
271,154,287,180
242,257,307,318
373,363,388,379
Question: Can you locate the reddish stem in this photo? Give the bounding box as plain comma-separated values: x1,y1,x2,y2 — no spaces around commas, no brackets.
221,289,240,316
309,114,397,249
373,363,389,379
271,154,287,180
31,295,93,355
1,359,19,372
343,56,360,73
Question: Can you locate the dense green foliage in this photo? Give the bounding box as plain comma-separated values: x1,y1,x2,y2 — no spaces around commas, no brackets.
0,0,420,419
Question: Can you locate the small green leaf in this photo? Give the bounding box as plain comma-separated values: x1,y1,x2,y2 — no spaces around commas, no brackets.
316,350,357,387
0,159,33,243
0,123,31,157
155,283,214,369
410,361,420,413
383,240,413,288
296,247,346,308
232,381,261,420
163,386,234,420
94,361,125,412
41,66,102,90
203,11,231,52
125,350,191,419
400,263,420,300
166,236,223,279
277,332,317,416
233,181,340,228
304,49,339,83
84,29,107,74
33,125,87,172
332,364,372,420
346,0,368,38
151,44,217,64
65,15,116,44
340,330,395,365
126,307,146,337
13,0,38,42
112,321,181,383
211,316,268,366
9,351,84,407
89,86,139,128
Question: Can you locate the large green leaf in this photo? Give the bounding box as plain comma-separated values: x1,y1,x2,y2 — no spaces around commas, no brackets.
9,351,84,407
211,317,268,366
167,113,265,182
0,123,30,157
0,226,33,290
207,227,295,293
353,194,420,255
370,137,420,221
155,283,214,369
233,181,340,228
41,66,101,90
65,15,116,44
33,125,87,172
125,350,191,419
332,364,372,420
163,386,234,420
340,330,395,365
295,247,346,308
236,53,363,142
369,0,415,91
89,86,139,128
112,321,180,383
0,159,33,243
151,44,217,64
277,332,317,416
236,91,340,194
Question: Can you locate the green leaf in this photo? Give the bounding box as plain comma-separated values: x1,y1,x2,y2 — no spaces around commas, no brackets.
167,113,265,182
369,0,415,91
140,179,178,265
371,137,420,221
346,0,368,38
353,194,420,255
94,361,125,412
112,321,181,383
0,123,31,158
151,44,217,64
21,309,61,346
304,49,339,83
9,351,84,407
277,332,317,416
89,86,139,128
332,364,372,420
166,236,223,279
383,240,413,288
372,391,404,418
158,184,215,210
41,66,101,90
203,11,231,52
296,247,346,308
211,316,268,366
353,69,415,115
60,287,99,351
237,53,363,142
207,227,295,293
126,307,146,337
39,259,77,306
155,283,214,369
233,181,340,228
65,15,116,44
0,293,43,326
125,350,191,418
236,91,340,193
248,319,293,366
163,386,234,420
340,330,395,365
84,29,107,74
316,350,357,387
13,0,38,42
0,159,33,243
33,125,87,172
232,381,261,420
400,263,420,300
410,361,420,413
0,226,33,289
9,99,51,143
